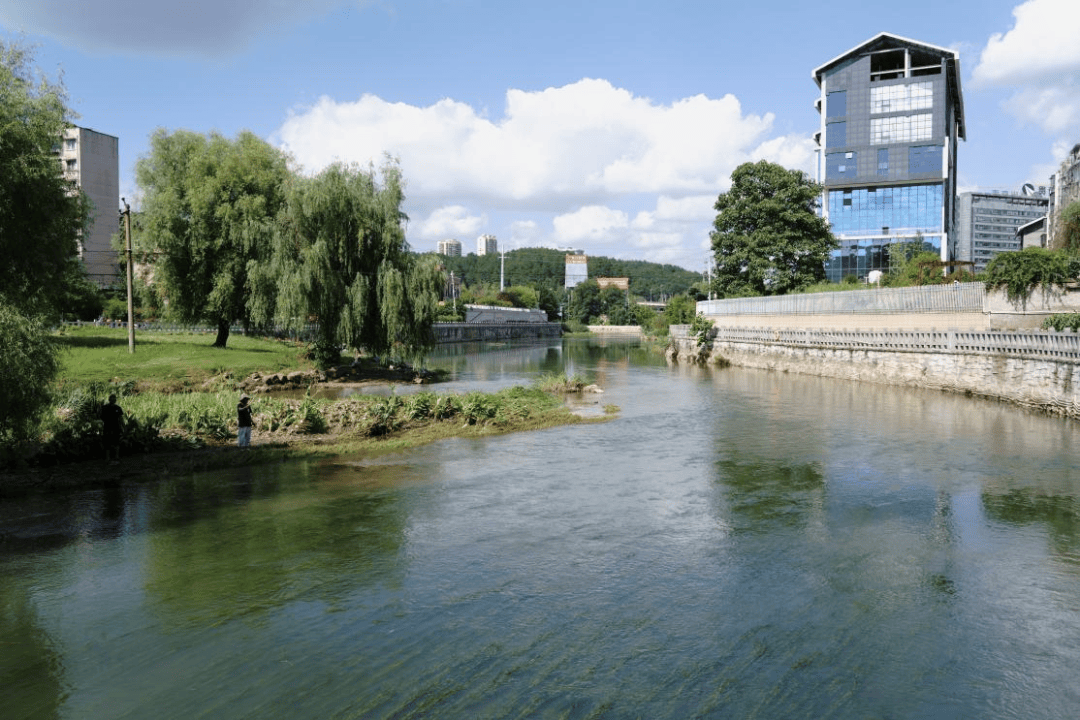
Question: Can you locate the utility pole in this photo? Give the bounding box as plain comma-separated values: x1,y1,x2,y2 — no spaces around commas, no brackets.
499,251,506,291
122,198,135,353
450,271,457,314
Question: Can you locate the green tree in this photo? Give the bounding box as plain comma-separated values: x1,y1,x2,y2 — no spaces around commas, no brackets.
663,294,698,325
135,128,291,347
565,279,602,324
0,301,60,446
1060,201,1080,252
710,160,836,297
0,41,91,318
263,161,442,368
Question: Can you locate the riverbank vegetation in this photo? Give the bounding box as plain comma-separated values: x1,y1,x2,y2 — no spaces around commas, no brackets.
1,326,612,490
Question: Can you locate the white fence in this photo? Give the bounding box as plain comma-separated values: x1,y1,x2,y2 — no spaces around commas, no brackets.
672,324,1080,362
697,282,986,316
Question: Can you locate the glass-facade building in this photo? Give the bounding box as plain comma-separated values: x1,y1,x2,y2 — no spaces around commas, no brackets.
813,34,965,282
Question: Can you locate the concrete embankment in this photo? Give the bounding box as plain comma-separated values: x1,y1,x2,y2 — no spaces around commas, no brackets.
668,324,1080,418
433,322,562,343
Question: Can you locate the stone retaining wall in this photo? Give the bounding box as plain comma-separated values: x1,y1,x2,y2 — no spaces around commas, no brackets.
669,325,1080,418
587,325,644,336
433,322,562,343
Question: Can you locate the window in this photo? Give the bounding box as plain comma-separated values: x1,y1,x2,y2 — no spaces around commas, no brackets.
871,114,933,144
65,159,76,171
877,148,889,176
828,184,944,236
909,145,941,174
64,137,76,151
827,90,847,118
870,82,933,114
826,121,846,148
826,152,857,180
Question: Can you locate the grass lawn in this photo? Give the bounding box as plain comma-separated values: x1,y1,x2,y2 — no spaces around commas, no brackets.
55,325,316,387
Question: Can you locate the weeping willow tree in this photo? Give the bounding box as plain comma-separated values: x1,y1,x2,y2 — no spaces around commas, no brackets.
135,129,291,347
258,161,443,368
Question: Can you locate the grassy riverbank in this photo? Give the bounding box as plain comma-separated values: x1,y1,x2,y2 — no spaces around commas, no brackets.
55,325,319,389
3,328,612,494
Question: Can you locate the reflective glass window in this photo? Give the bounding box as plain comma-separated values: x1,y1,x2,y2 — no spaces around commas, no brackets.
828,184,944,236
826,121,846,148
870,114,932,144
826,151,858,180
870,81,934,114
908,145,941,174
827,90,847,118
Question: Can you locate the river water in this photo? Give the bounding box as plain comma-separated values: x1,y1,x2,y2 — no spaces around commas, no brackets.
2,338,1080,719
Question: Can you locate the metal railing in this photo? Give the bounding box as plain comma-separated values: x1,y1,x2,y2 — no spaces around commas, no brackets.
697,282,986,316
672,323,1080,361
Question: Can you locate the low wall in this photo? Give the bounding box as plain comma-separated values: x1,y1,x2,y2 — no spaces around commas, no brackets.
669,324,1080,418
697,282,1080,330
433,322,562,343
587,325,644,336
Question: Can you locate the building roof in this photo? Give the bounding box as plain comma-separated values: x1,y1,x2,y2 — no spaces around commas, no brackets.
1017,216,1047,235
813,32,965,140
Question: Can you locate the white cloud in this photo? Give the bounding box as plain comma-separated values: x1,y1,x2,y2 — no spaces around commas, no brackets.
973,0,1080,86
0,0,361,54
972,0,1080,136
552,206,630,246
1003,87,1080,136
416,205,486,241
277,79,788,206
509,220,540,246
275,78,818,269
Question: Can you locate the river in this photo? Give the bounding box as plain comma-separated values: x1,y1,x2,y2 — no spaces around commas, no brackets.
2,337,1079,719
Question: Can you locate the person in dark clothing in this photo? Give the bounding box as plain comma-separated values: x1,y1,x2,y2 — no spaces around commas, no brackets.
237,394,253,448
101,394,123,462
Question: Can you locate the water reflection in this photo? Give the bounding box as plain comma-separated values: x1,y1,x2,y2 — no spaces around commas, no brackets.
142,461,411,626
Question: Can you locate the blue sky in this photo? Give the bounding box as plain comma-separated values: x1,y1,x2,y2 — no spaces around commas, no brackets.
3,0,1078,272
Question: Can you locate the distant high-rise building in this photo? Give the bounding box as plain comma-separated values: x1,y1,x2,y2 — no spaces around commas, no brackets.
58,126,120,286
437,238,462,257
477,234,497,256
565,252,588,289
957,188,1048,272
813,33,966,282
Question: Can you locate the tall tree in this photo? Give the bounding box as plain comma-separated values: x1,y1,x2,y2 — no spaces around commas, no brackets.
263,161,442,368
0,41,90,318
710,160,836,297
135,129,291,347
0,41,89,446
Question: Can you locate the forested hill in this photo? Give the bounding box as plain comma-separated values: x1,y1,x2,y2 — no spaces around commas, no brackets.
426,247,702,301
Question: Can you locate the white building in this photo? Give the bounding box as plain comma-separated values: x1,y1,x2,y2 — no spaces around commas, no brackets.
58,126,120,286
437,238,462,257
477,234,497,256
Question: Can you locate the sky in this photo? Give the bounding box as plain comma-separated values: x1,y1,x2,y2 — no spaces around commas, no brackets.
3,0,1078,273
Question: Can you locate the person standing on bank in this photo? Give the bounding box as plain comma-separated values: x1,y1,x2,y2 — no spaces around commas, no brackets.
237,394,253,448
101,394,123,463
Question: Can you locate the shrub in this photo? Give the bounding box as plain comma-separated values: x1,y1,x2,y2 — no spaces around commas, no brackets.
690,313,715,347
364,396,402,436
461,392,497,425
432,394,460,420
405,391,436,420
984,248,1074,304
1043,313,1080,332
0,302,61,445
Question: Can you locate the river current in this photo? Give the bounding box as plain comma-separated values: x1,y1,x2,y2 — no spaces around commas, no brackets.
2,337,1079,719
